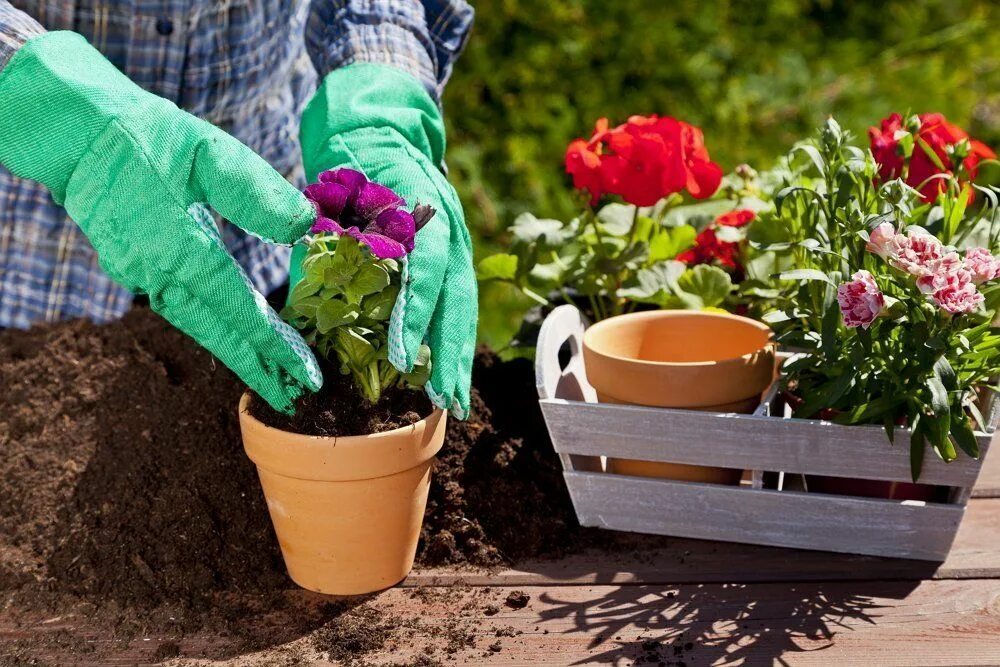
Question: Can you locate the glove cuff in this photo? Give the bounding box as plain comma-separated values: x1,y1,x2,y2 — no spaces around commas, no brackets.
300,63,448,182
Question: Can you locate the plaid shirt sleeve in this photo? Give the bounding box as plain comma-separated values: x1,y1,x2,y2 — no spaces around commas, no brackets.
0,1,46,72
305,0,473,104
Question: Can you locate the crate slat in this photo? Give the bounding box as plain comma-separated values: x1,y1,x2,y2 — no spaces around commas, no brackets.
542,399,992,486
564,471,963,561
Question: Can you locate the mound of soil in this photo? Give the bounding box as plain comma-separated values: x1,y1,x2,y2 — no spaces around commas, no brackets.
0,307,627,662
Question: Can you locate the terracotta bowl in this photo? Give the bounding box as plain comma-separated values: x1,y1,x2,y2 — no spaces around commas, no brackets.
583,310,775,485
582,310,776,410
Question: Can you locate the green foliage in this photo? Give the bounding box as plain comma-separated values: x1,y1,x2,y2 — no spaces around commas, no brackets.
282,235,430,403
476,199,743,348
444,0,1000,347
752,119,1000,478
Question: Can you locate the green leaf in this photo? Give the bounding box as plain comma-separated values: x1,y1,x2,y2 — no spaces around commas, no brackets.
835,396,905,424
910,417,926,482
477,253,519,281
648,224,696,262
289,276,322,302
361,284,400,321
747,214,794,249
925,413,957,463
402,344,432,387
792,144,825,175
596,203,636,236
316,299,359,334
761,310,791,324
676,265,733,309
950,413,980,459
618,261,686,304
777,269,835,286
345,262,390,304
335,326,377,369
933,356,958,392
510,212,573,249
926,374,950,417
291,295,324,319
820,299,840,360
793,369,855,420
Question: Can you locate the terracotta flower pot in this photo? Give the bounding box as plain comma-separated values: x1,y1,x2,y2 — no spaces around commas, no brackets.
583,310,775,484
238,394,446,595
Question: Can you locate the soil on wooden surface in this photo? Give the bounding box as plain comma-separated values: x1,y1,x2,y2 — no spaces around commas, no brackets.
246,363,431,437
0,308,654,664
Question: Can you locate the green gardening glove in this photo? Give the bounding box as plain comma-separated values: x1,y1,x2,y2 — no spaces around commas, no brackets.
296,63,477,418
0,32,321,413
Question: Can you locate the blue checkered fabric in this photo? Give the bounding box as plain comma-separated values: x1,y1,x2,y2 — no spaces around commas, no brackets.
0,0,473,328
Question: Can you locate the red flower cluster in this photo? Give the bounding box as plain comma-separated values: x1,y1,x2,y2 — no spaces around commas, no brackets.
676,209,755,272
565,115,723,207
869,113,996,201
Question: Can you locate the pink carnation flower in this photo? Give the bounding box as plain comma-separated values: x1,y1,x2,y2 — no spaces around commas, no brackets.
917,267,984,314
837,270,886,329
964,247,1000,285
866,222,904,258
890,230,960,278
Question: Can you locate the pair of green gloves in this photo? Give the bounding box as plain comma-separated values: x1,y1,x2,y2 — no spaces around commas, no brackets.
0,32,476,418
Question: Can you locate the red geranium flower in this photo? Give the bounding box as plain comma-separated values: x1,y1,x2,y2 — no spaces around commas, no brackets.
564,115,722,207
715,209,755,228
869,112,997,201
676,208,755,272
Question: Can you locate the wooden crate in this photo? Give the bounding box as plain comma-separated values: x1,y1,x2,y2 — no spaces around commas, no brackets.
535,305,998,561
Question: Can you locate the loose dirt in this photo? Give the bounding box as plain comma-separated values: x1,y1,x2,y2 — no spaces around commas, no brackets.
0,308,654,664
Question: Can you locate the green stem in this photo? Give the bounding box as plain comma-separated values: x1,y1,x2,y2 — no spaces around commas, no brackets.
626,205,641,246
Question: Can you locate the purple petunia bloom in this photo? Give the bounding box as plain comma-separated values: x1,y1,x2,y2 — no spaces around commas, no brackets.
304,168,435,259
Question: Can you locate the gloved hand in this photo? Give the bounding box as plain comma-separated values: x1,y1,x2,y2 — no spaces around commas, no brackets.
296,63,477,418
0,32,321,413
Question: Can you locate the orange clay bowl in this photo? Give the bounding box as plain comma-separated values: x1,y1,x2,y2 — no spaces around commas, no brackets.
582,310,776,411
238,393,447,596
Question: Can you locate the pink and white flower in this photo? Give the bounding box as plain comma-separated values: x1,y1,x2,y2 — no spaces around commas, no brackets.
891,230,960,278
837,270,887,329
866,222,904,258
963,247,1000,285
919,268,984,314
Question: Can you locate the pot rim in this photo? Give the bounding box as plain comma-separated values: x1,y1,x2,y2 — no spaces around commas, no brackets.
583,309,774,368
238,393,447,481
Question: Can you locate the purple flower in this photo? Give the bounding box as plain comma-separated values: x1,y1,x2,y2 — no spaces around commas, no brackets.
304,168,435,259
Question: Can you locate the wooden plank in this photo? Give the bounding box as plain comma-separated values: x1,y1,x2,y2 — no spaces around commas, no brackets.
541,400,991,487
974,443,1000,497
407,498,1000,588
564,471,963,561
12,580,999,666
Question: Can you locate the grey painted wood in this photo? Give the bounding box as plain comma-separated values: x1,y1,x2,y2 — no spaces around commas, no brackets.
536,305,992,486
564,471,963,561
541,399,992,486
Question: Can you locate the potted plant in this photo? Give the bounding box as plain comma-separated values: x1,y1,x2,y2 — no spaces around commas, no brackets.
749,115,1000,498
480,115,779,483
239,168,441,596
477,115,772,353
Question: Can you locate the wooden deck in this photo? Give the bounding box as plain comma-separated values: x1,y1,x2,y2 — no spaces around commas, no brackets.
5,450,1000,666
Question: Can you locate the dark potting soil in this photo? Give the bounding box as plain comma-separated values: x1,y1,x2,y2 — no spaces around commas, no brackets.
0,307,648,663
246,362,431,437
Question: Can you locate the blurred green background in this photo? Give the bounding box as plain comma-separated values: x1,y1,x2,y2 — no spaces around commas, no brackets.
440,0,1000,348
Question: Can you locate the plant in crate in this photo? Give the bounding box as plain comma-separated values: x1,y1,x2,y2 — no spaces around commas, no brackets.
749,116,1000,482
477,115,769,350
239,168,446,596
